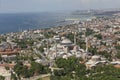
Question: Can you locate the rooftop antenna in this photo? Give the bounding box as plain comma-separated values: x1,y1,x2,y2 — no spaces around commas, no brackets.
19,27,20,32
19,27,22,33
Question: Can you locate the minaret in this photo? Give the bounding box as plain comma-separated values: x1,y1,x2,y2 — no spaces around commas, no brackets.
29,27,31,31
19,27,20,33
47,40,49,55
74,32,76,45
19,27,22,33
55,40,57,58
86,37,88,53
84,27,88,53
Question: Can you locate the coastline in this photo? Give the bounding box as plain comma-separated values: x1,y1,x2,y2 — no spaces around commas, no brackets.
0,12,93,34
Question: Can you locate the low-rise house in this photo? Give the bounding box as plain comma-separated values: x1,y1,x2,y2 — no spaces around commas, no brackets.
86,55,108,69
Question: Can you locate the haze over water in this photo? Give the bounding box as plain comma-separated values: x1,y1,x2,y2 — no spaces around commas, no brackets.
0,0,120,34
0,12,92,34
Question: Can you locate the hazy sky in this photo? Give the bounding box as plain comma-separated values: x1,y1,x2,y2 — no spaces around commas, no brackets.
0,0,120,13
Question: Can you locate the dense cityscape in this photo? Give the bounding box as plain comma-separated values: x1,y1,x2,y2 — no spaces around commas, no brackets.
0,10,120,80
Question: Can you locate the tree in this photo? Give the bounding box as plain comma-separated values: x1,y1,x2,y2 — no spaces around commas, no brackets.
55,58,67,68
55,56,86,78
52,56,87,80
86,28,94,36
30,62,45,75
14,61,50,78
54,69,66,76
94,34,102,39
14,62,31,78
66,33,74,42
39,46,44,52
0,55,2,61
29,56,34,61
98,51,112,61
0,76,5,80
89,65,120,80
116,52,120,59
14,62,24,76
21,66,29,78
11,73,17,80
77,40,86,50
88,47,97,55
75,63,86,76
115,45,120,50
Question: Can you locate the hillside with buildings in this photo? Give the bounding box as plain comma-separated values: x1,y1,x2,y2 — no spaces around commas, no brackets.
0,14,120,80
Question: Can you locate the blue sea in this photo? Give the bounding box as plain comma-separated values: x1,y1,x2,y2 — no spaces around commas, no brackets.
0,12,92,34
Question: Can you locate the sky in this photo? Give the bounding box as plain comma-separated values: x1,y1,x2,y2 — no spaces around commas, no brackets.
0,0,120,13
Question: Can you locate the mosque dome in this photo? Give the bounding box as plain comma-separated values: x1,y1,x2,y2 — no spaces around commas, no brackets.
61,39,72,44
92,55,100,59
91,55,101,61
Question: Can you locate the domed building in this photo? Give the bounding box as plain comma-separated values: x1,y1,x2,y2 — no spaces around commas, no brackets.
61,39,72,44
91,55,101,62
85,55,107,69
60,38,75,50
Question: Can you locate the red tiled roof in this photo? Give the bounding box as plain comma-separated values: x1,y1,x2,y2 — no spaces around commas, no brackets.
114,65,120,68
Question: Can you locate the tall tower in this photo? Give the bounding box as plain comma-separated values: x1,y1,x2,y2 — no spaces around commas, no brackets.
86,37,88,53
19,27,22,33
47,40,49,55
84,27,88,53
55,40,57,58
74,32,77,45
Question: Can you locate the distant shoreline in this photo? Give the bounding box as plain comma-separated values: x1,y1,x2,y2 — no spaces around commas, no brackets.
0,12,92,34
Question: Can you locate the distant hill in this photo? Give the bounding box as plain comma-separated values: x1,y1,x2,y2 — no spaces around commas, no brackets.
71,9,120,15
